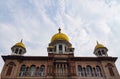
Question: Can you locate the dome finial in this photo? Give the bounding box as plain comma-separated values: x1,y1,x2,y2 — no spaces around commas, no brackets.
58,27,61,33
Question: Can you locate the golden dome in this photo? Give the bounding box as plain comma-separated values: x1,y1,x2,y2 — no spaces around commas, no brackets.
51,28,69,42
95,41,105,49
14,40,26,48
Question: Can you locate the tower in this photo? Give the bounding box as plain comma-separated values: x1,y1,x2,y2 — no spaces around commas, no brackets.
94,41,108,57
47,28,74,55
11,40,26,56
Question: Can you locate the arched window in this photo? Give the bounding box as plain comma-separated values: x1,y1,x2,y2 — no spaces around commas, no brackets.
6,66,13,76
108,67,114,76
19,49,22,54
96,66,102,77
19,65,26,76
59,44,62,54
78,65,83,76
106,63,114,76
40,65,45,76
6,62,16,76
30,65,36,76
86,65,93,77
98,51,101,56
102,50,105,54
15,48,19,53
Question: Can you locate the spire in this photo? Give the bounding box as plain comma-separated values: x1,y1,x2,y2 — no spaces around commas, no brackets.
58,27,61,33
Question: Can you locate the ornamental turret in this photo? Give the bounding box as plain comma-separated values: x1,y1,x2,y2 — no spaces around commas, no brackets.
94,41,108,57
11,40,26,56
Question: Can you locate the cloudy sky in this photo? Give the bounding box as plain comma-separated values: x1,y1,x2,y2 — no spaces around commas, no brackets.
0,0,120,74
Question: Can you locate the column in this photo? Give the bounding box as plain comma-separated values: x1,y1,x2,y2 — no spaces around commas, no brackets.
65,64,67,76
56,45,59,54
62,64,64,76
56,64,57,76
62,45,65,53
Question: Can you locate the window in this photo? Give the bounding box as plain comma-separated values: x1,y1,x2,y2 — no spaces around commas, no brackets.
54,46,56,52
59,45,62,53
30,65,36,76
86,65,93,77
15,48,18,53
106,63,115,76
108,67,114,76
19,65,26,76
98,51,101,56
96,66,102,77
19,49,22,54
6,62,16,76
59,45,62,50
40,65,45,76
78,65,83,76
6,66,13,76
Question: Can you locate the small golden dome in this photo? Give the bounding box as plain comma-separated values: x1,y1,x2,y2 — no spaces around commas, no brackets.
14,40,26,48
51,28,69,42
95,41,105,49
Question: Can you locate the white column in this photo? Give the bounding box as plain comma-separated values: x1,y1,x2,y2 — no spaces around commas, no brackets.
62,45,65,54
56,44,59,54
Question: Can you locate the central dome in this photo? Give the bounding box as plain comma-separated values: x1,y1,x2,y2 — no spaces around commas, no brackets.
51,28,69,42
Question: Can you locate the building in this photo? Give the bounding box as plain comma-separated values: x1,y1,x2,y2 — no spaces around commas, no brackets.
1,28,120,79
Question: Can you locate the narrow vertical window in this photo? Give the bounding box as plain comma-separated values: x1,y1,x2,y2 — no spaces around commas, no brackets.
98,51,101,56
96,66,102,77
108,67,114,76
6,66,13,76
40,65,45,76
19,65,26,76
106,63,115,76
19,49,22,54
59,45,62,53
6,62,15,76
102,50,105,55
54,46,56,52
86,65,93,77
78,65,83,76
15,48,18,53
30,65,36,76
